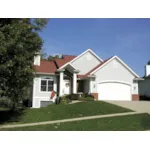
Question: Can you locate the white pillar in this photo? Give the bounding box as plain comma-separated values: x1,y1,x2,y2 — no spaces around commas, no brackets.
73,72,77,94
59,71,64,96
89,78,92,94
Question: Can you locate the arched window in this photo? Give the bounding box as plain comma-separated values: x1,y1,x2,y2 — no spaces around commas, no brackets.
41,76,54,92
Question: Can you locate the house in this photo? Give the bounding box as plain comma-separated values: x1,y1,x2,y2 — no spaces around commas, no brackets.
138,62,150,98
32,49,142,108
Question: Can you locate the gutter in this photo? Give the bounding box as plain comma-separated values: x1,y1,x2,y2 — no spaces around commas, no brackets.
36,72,56,75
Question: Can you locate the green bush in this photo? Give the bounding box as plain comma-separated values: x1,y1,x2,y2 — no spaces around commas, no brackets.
59,95,72,104
81,93,94,99
66,94,80,100
65,94,72,100
0,97,13,108
58,93,94,103
71,94,80,100
79,95,94,101
61,96,68,105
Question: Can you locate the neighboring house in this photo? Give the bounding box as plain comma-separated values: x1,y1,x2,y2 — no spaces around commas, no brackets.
138,63,150,97
32,49,142,108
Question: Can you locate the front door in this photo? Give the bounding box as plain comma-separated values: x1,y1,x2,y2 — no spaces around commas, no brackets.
63,80,71,95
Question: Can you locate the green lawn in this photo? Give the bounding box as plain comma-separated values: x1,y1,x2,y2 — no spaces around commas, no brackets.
1,113,150,131
0,101,132,125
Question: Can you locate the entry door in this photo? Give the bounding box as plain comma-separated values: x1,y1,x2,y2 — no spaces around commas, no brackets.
63,80,71,95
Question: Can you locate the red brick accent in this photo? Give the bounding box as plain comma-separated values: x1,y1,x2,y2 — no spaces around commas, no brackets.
132,94,139,101
91,93,98,100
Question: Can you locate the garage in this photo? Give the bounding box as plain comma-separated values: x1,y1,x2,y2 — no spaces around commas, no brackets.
98,81,131,101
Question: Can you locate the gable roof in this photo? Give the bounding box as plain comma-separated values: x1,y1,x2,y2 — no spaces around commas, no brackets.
33,55,76,74
77,55,139,79
54,55,76,68
59,49,103,69
90,55,139,78
33,60,57,74
77,57,112,79
33,51,139,78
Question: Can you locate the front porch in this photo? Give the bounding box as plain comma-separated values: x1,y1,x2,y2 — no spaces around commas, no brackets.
56,64,96,98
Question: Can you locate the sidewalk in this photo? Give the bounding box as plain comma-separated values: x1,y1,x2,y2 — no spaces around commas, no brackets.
0,112,141,129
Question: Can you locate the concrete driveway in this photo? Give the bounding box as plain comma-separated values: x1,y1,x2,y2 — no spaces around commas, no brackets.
105,101,150,114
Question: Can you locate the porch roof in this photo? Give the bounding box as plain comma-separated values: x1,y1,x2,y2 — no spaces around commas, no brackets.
54,55,76,68
57,63,80,74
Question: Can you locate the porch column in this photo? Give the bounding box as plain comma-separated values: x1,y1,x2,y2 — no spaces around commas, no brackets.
59,70,64,96
89,78,92,94
88,75,95,94
73,72,77,94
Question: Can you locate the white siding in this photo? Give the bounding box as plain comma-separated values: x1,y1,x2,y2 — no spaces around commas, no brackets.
32,75,57,108
132,80,139,94
71,51,101,74
93,58,137,94
139,78,150,96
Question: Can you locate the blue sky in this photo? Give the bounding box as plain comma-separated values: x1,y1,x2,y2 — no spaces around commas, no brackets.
39,18,150,77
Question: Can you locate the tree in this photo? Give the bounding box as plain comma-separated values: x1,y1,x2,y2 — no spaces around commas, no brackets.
0,19,48,110
40,50,48,60
147,60,150,65
47,55,60,61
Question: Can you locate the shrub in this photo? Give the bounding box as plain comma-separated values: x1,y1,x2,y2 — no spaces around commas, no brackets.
81,93,94,99
71,94,80,100
65,94,72,100
56,93,94,104
0,97,13,108
22,99,31,107
59,95,72,104
66,94,80,100
79,97,94,101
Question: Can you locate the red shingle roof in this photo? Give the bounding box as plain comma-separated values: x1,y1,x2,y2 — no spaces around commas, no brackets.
34,60,57,73
77,56,113,79
77,75,85,78
34,55,113,75
54,55,76,68
34,55,76,74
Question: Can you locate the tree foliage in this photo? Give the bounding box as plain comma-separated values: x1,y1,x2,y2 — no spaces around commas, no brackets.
47,55,60,61
40,50,48,60
147,60,150,65
0,19,48,109
40,53,61,61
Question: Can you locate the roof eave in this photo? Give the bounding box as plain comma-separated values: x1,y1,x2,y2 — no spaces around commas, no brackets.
134,77,144,81
35,72,56,75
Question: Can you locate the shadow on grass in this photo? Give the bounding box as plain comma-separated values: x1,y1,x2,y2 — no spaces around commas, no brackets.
0,108,24,125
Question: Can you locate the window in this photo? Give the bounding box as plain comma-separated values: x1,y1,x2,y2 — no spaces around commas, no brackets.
41,77,54,92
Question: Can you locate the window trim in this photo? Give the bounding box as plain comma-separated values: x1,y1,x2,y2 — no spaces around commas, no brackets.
40,77,54,92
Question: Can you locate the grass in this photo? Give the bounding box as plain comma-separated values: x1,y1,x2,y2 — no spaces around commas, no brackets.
1,113,150,131
0,101,132,125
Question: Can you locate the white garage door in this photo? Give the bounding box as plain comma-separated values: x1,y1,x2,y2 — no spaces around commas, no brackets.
98,82,131,101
